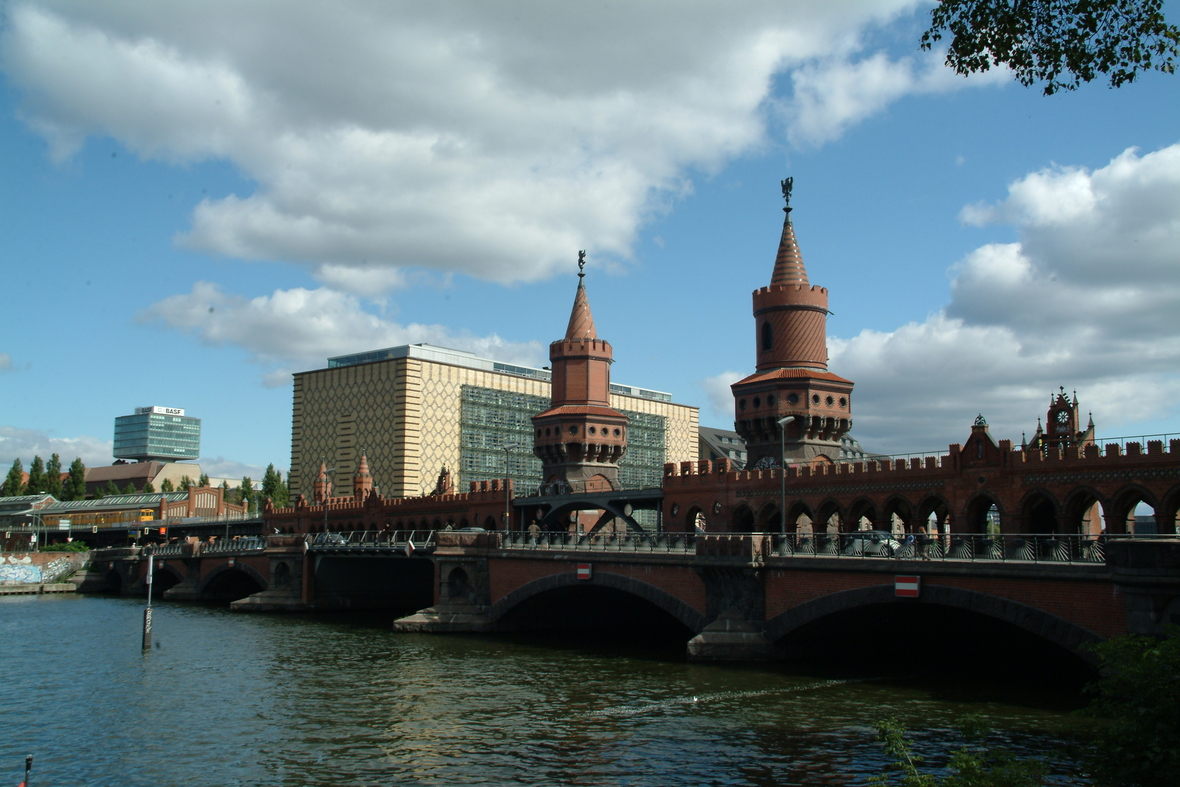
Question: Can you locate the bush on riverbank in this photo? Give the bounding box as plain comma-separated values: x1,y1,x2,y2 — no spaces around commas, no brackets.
872,627,1180,786
41,542,90,552
1083,626,1180,787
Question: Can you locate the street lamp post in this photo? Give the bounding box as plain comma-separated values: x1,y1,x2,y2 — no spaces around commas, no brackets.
501,444,518,532
777,416,796,537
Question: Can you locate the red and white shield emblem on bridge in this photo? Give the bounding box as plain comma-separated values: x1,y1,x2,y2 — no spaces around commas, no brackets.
895,575,921,597
577,563,592,580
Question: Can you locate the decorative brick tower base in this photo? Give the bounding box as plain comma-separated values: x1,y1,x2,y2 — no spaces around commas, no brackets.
532,254,628,493
732,180,854,467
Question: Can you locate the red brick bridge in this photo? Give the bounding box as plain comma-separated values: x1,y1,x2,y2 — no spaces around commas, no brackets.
86,527,1180,670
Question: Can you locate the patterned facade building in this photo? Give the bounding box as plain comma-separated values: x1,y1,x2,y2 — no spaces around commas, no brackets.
289,344,698,501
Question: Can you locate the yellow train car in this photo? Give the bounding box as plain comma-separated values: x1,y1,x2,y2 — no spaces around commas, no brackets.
40,508,157,530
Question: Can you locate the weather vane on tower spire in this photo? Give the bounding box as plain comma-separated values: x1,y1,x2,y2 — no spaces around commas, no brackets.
578,249,587,279
781,177,793,213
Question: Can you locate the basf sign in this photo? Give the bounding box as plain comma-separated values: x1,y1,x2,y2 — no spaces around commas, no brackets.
135,406,185,416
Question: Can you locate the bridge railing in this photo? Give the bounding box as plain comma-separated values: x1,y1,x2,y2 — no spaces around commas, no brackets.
760,531,1176,564
202,536,267,554
500,530,696,554
301,530,439,552
149,543,186,557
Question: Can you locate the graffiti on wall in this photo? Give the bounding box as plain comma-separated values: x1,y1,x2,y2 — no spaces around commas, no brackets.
1,555,41,584
0,554,79,585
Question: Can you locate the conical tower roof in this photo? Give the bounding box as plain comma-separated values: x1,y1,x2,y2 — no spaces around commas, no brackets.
564,260,598,340
770,209,809,286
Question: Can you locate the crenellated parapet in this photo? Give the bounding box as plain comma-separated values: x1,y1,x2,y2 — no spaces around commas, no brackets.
662,418,1180,538
752,282,829,311
549,337,614,358
266,480,512,535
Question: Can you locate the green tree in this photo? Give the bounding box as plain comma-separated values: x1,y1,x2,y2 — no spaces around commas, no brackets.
922,0,1180,94
44,453,63,498
102,480,120,497
122,481,138,495
63,457,86,501
143,480,155,494
198,472,210,487
177,475,194,490
261,464,289,508
25,455,46,495
1084,627,1180,787
3,459,24,496
238,476,255,513
160,477,175,493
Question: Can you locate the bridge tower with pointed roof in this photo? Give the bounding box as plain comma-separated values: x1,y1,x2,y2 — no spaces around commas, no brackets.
731,180,854,467
531,252,628,493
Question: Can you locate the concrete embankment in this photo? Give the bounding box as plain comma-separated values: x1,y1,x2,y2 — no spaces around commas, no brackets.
0,583,77,595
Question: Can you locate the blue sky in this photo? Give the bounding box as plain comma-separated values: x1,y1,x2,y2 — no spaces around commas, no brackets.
2,0,1179,481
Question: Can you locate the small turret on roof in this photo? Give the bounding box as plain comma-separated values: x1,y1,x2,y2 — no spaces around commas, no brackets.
353,452,373,500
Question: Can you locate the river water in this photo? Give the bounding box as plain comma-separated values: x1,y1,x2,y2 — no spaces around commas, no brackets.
0,595,1094,786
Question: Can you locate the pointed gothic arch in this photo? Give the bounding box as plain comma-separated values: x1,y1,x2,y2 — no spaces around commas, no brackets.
1018,489,1060,535
733,504,755,532
961,492,1004,534
847,498,878,531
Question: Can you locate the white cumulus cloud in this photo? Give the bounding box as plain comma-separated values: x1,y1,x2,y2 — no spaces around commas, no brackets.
1,0,995,291
699,370,746,425
0,426,113,469
829,143,1180,452
137,281,546,385
783,48,1008,147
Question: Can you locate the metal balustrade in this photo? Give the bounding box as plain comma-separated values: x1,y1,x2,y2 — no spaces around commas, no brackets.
759,531,1173,564
301,530,438,553
202,536,267,554
500,530,696,554
95,529,1173,566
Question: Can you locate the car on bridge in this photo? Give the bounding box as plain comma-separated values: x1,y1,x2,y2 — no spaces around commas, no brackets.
311,532,348,546
841,531,901,557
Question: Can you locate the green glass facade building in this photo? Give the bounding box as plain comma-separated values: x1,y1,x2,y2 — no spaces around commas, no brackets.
113,406,201,462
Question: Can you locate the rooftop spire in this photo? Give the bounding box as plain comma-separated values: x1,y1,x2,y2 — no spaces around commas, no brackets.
770,177,809,286
354,452,370,480
564,250,598,340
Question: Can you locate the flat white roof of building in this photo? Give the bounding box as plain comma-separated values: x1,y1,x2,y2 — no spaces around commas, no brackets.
323,343,675,403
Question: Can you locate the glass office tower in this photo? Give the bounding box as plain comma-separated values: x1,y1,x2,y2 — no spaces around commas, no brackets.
113,406,201,462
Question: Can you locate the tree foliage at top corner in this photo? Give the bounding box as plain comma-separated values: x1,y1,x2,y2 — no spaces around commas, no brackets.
922,0,1180,94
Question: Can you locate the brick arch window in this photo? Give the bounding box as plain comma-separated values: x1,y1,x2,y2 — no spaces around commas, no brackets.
761,321,773,351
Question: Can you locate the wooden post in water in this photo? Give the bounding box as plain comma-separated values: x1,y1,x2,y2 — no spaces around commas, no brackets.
142,547,154,651
23,754,32,787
